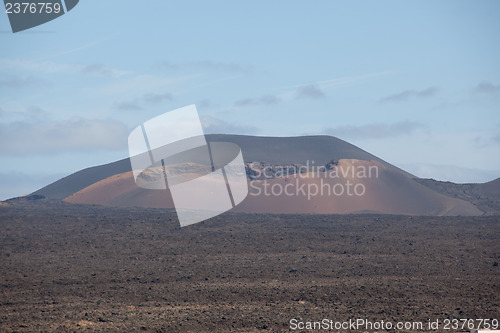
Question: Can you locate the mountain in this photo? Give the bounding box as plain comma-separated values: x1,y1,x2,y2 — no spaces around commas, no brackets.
32,135,406,200
415,177,500,215
29,135,491,216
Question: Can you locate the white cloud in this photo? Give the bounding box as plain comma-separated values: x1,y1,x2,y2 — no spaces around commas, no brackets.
295,84,325,99
0,58,128,77
380,87,438,103
112,91,174,111
400,163,499,184
0,75,48,88
234,95,280,107
201,116,258,134
324,121,424,140
493,133,500,144
80,63,127,77
143,92,173,104
0,106,53,124
474,81,500,95
230,72,392,109
112,101,142,111
283,71,394,91
197,99,212,108
102,74,196,96
0,117,129,155
157,60,254,73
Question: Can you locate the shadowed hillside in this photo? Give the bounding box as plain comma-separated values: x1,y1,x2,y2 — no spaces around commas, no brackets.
31,135,410,200
28,135,498,216
415,178,500,215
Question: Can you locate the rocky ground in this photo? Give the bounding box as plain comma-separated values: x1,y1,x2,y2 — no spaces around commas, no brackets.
0,201,498,332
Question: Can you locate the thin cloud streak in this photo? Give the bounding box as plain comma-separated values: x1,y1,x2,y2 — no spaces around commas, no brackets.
201,115,259,134
282,71,395,90
0,75,48,88
0,58,128,77
113,91,174,111
324,121,424,140
143,92,173,104
380,87,438,103
112,101,142,111
295,84,325,99
400,163,499,184
157,60,254,74
234,95,280,107
0,117,129,155
474,81,500,95
230,72,392,109
37,35,118,61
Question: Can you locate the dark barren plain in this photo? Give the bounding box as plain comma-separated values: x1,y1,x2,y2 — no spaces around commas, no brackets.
0,201,499,332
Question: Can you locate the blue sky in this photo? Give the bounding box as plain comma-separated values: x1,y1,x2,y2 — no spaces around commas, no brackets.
1,0,499,200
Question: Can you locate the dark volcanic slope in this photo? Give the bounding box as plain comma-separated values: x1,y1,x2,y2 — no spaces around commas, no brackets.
416,178,500,215
29,134,498,216
32,158,132,200
206,135,399,167
0,202,498,332
32,135,410,200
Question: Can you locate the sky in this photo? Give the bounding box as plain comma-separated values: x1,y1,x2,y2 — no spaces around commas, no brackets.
1,0,499,200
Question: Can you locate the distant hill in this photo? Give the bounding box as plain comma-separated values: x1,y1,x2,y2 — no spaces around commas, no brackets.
415,178,500,215
32,135,409,200
25,135,494,216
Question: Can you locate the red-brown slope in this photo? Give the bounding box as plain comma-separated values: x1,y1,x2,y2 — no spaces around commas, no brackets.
64,159,481,216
